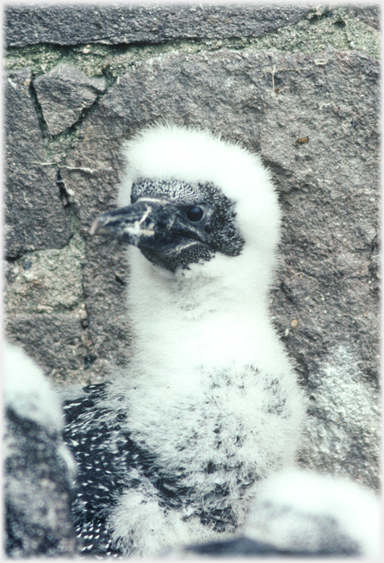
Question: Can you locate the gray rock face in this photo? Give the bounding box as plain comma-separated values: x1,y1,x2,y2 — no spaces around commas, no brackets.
351,5,380,30
5,68,72,258
5,314,88,385
34,64,106,135
5,4,310,47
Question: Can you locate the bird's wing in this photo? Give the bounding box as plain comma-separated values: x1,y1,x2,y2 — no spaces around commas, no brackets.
63,383,126,555
63,383,186,555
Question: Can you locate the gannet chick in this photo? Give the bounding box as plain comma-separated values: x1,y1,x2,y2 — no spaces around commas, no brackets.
4,342,77,557
64,125,307,557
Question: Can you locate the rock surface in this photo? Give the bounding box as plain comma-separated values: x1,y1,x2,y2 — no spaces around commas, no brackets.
5,4,310,47
351,5,380,29
34,64,106,135
5,68,72,258
5,314,88,385
4,6,380,492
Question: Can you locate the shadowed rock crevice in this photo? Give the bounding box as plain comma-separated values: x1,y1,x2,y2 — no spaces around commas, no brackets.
56,170,71,208
27,78,49,137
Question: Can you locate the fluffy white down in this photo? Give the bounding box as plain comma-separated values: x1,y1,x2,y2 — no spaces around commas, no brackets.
102,126,308,555
110,489,227,556
244,469,381,557
4,341,64,431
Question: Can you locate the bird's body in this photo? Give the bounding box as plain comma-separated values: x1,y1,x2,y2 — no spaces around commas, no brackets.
64,287,304,556
64,126,307,556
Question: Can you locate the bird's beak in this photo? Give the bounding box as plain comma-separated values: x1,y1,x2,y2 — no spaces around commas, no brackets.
90,201,156,247
90,199,205,251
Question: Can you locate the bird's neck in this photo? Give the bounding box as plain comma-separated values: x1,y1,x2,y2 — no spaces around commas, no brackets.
124,248,285,380
128,246,272,316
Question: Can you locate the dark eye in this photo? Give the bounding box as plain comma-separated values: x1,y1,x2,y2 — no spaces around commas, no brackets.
186,206,204,222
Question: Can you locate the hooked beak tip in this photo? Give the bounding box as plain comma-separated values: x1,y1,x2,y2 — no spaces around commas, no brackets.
90,218,102,236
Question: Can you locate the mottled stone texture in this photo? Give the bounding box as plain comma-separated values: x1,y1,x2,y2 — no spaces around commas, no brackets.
34,64,106,135
351,5,380,29
4,6,380,492
5,68,72,257
5,4,310,47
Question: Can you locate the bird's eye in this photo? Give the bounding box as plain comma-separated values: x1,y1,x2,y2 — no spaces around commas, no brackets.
186,206,204,223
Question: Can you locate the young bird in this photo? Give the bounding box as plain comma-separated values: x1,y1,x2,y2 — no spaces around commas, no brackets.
4,343,77,557
64,125,307,556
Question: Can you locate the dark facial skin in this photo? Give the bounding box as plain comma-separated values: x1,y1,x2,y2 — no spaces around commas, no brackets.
91,179,244,272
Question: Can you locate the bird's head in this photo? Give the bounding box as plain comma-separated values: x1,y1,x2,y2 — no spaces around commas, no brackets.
91,177,244,272
91,125,281,277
